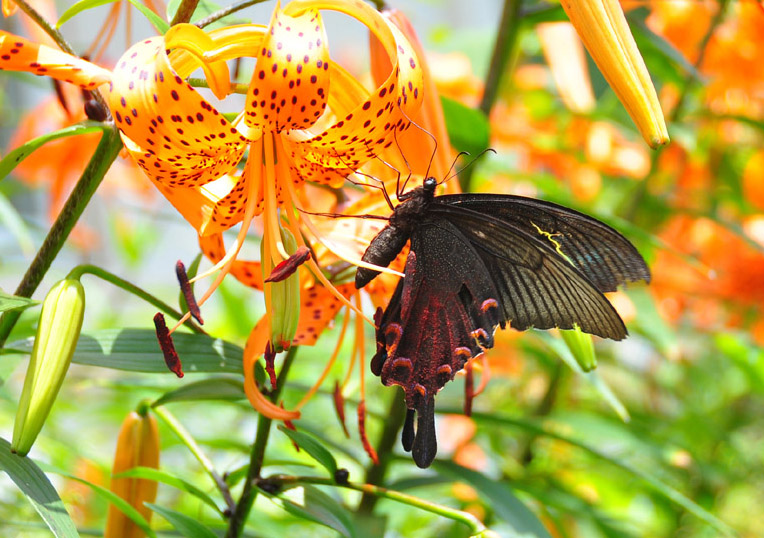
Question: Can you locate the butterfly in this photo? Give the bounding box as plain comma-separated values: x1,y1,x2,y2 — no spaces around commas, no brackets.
354,177,650,468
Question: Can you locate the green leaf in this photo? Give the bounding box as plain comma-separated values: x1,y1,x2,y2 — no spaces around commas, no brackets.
126,0,170,34
277,426,338,478
0,191,34,255
538,333,629,421
0,438,79,538
45,468,156,537
58,0,168,33
432,460,552,538
153,377,245,406
440,96,490,156
0,290,37,314
146,503,218,538
115,467,223,516
461,411,736,536
7,329,243,374
0,123,106,182
265,484,358,538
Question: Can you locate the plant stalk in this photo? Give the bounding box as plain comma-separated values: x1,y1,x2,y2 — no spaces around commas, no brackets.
225,346,298,537
357,390,407,514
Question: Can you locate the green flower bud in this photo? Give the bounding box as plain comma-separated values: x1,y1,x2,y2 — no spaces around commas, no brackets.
261,225,302,353
12,278,85,456
561,324,597,372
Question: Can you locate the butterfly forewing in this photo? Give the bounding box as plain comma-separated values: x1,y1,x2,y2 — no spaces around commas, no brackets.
434,194,650,292
430,204,628,339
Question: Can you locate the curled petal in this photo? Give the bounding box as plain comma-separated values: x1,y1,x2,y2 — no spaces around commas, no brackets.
164,24,232,100
108,37,248,189
245,7,331,133
243,317,301,420
283,0,425,180
0,31,111,89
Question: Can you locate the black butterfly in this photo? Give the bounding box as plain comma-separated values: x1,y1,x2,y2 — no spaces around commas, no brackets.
354,177,650,468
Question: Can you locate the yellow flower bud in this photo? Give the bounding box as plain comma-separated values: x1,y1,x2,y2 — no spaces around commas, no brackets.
561,0,669,148
12,278,85,456
105,408,160,538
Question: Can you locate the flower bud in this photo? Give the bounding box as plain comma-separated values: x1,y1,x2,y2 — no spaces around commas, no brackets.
105,407,160,538
12,278,85,456
561,0,669,148
561,324,597,372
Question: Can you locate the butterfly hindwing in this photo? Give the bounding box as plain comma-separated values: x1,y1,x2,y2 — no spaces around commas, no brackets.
435,194,650,292
371,218,504,468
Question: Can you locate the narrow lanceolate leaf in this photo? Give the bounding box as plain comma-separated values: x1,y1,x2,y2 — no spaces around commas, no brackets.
277,425,338,477
265,485,358,538
560,0,669,147
0,438,80,538
117,467,223,516
8,329,244,374
433,460,552,538
0,192,34,255
57,0,168,33
0,290,37,314
152,377,245,407
145,504,218,537
539,332,629,422
0,123,107,181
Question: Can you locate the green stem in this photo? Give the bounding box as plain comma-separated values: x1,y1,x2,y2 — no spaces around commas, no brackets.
357,391,407,514
461,0,523,191
274,475,488,535
187,78,249,95
225,346,299,538
152,405,236,514
66,264,204,334
194,0,268,28
479,0,523,117
170,0,201,25
12,0,76,55
0,126,122,349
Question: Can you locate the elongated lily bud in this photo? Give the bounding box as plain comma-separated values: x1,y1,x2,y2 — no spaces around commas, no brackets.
561,324,597,372
105,406,160,538
262,225,302,353
561,0,669,148
12,278,85,456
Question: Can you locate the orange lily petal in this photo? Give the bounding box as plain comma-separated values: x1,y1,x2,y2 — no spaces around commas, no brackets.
198,233,264,289
0,31,111,89
243,315,300,420
2,0,18,17
107,37,248,190
244,6,330,133
292,282,355,346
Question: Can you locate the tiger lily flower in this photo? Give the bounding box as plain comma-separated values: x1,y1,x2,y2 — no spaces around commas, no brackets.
561,0,669,148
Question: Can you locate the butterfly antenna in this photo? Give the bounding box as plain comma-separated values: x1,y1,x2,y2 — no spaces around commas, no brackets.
397,106,439,186
332,148,394,210
445,148,497,184
391,125,415,200
440,151,470,187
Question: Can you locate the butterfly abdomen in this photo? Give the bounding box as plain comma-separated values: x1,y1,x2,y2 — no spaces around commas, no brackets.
355,224,411,288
